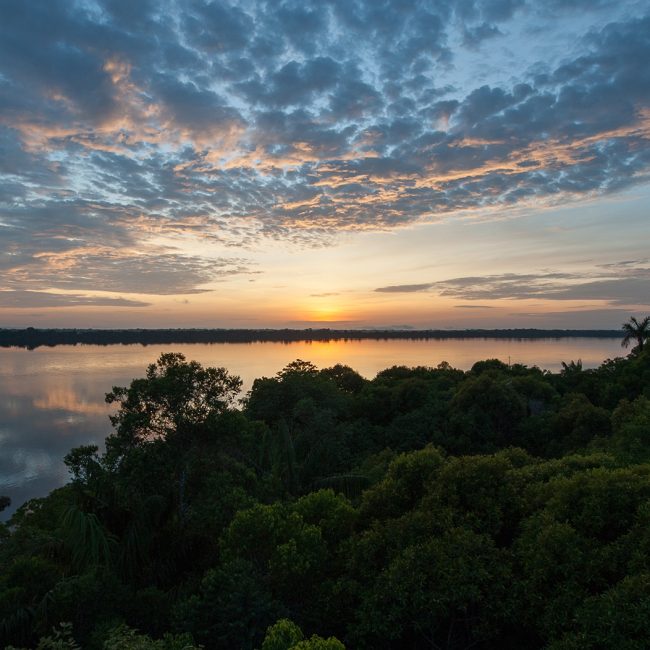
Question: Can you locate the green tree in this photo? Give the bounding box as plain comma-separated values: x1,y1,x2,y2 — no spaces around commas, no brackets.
549,393,611,455
261,619,303,650
174,558,279,650
261,619,344,650
291,637,344,650
548,574,650,650
5,622,80,650
319,365,365,394
103,624,201,650
448,373,527,452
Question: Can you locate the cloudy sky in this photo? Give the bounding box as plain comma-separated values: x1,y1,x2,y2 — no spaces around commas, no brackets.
1,0,649,328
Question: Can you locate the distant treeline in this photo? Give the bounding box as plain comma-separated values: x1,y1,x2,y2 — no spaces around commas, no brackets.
0,327,622,348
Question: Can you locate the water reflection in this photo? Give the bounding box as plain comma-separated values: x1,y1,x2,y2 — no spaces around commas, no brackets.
33,386,110,415
0,338,623,519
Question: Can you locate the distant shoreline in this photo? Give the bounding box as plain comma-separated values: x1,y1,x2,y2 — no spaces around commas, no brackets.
0,327,623,349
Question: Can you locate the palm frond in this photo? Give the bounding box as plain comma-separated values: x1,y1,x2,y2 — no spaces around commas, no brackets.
621,316,650,350
61,505,115,571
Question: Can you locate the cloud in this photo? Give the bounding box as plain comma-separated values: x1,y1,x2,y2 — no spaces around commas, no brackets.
182,1,253,53
599,259,649,269
375,283,435,293
462,22,503,48
238,57,343,108
1,246,255,296
0,291,149,308
433,272,580,300
374,262,650,307
152,75,245,138
435,270,650,305
0,210,257,295
0,0,649,305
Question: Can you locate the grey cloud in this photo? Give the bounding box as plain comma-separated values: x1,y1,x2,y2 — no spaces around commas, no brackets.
159,42,205,73
548,278,650,305
0,190,258,295
355,118,423,154
376,266,650,306
252,109,357,160
153,76,245,133
599,259,649,269
0,2,117,121
440,268,650,305
375,283,435,293
462,22,503,48
539,0,617,12
435,273,586,300
1,248,255,296
182,1,253,53
328,77,384,120
456,84,525,128
454,0,526,22
0,291,150,308
481,0,525,21
274,5,328,54
102,0,159,27
239,57,342,108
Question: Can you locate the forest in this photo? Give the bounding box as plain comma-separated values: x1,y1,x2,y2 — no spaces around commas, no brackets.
0,327,621,349
1,334,650,649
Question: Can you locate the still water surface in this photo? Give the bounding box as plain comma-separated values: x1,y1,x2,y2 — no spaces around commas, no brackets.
0,338,622,518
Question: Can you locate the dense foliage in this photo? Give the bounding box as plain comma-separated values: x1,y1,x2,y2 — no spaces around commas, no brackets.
2,344,650,649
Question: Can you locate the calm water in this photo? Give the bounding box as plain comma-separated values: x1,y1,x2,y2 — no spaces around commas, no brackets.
0,338,623,519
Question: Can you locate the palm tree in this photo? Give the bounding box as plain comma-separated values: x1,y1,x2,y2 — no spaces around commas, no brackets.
621,316,650,352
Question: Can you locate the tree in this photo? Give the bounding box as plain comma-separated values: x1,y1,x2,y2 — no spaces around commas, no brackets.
621,316,650,353
448,373,527,452
105,353,242,451
549,574,650,650
610,396,650,460
5,622,80,650
261,619,344,650
103,624,201,650
174,558,280,649
319,365,365,394
261,619,303,650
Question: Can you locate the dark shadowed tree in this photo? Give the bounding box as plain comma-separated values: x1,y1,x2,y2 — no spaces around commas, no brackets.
621,316,650,353
105,352,242,453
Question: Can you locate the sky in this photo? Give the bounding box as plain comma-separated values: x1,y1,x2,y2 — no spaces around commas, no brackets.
0,0,649,329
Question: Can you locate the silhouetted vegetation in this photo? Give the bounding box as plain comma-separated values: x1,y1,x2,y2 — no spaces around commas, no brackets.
0,327,621,349
621,315,650,353
2,341,650,648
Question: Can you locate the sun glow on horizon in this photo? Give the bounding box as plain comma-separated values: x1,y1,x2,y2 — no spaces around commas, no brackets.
304,303,346,323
